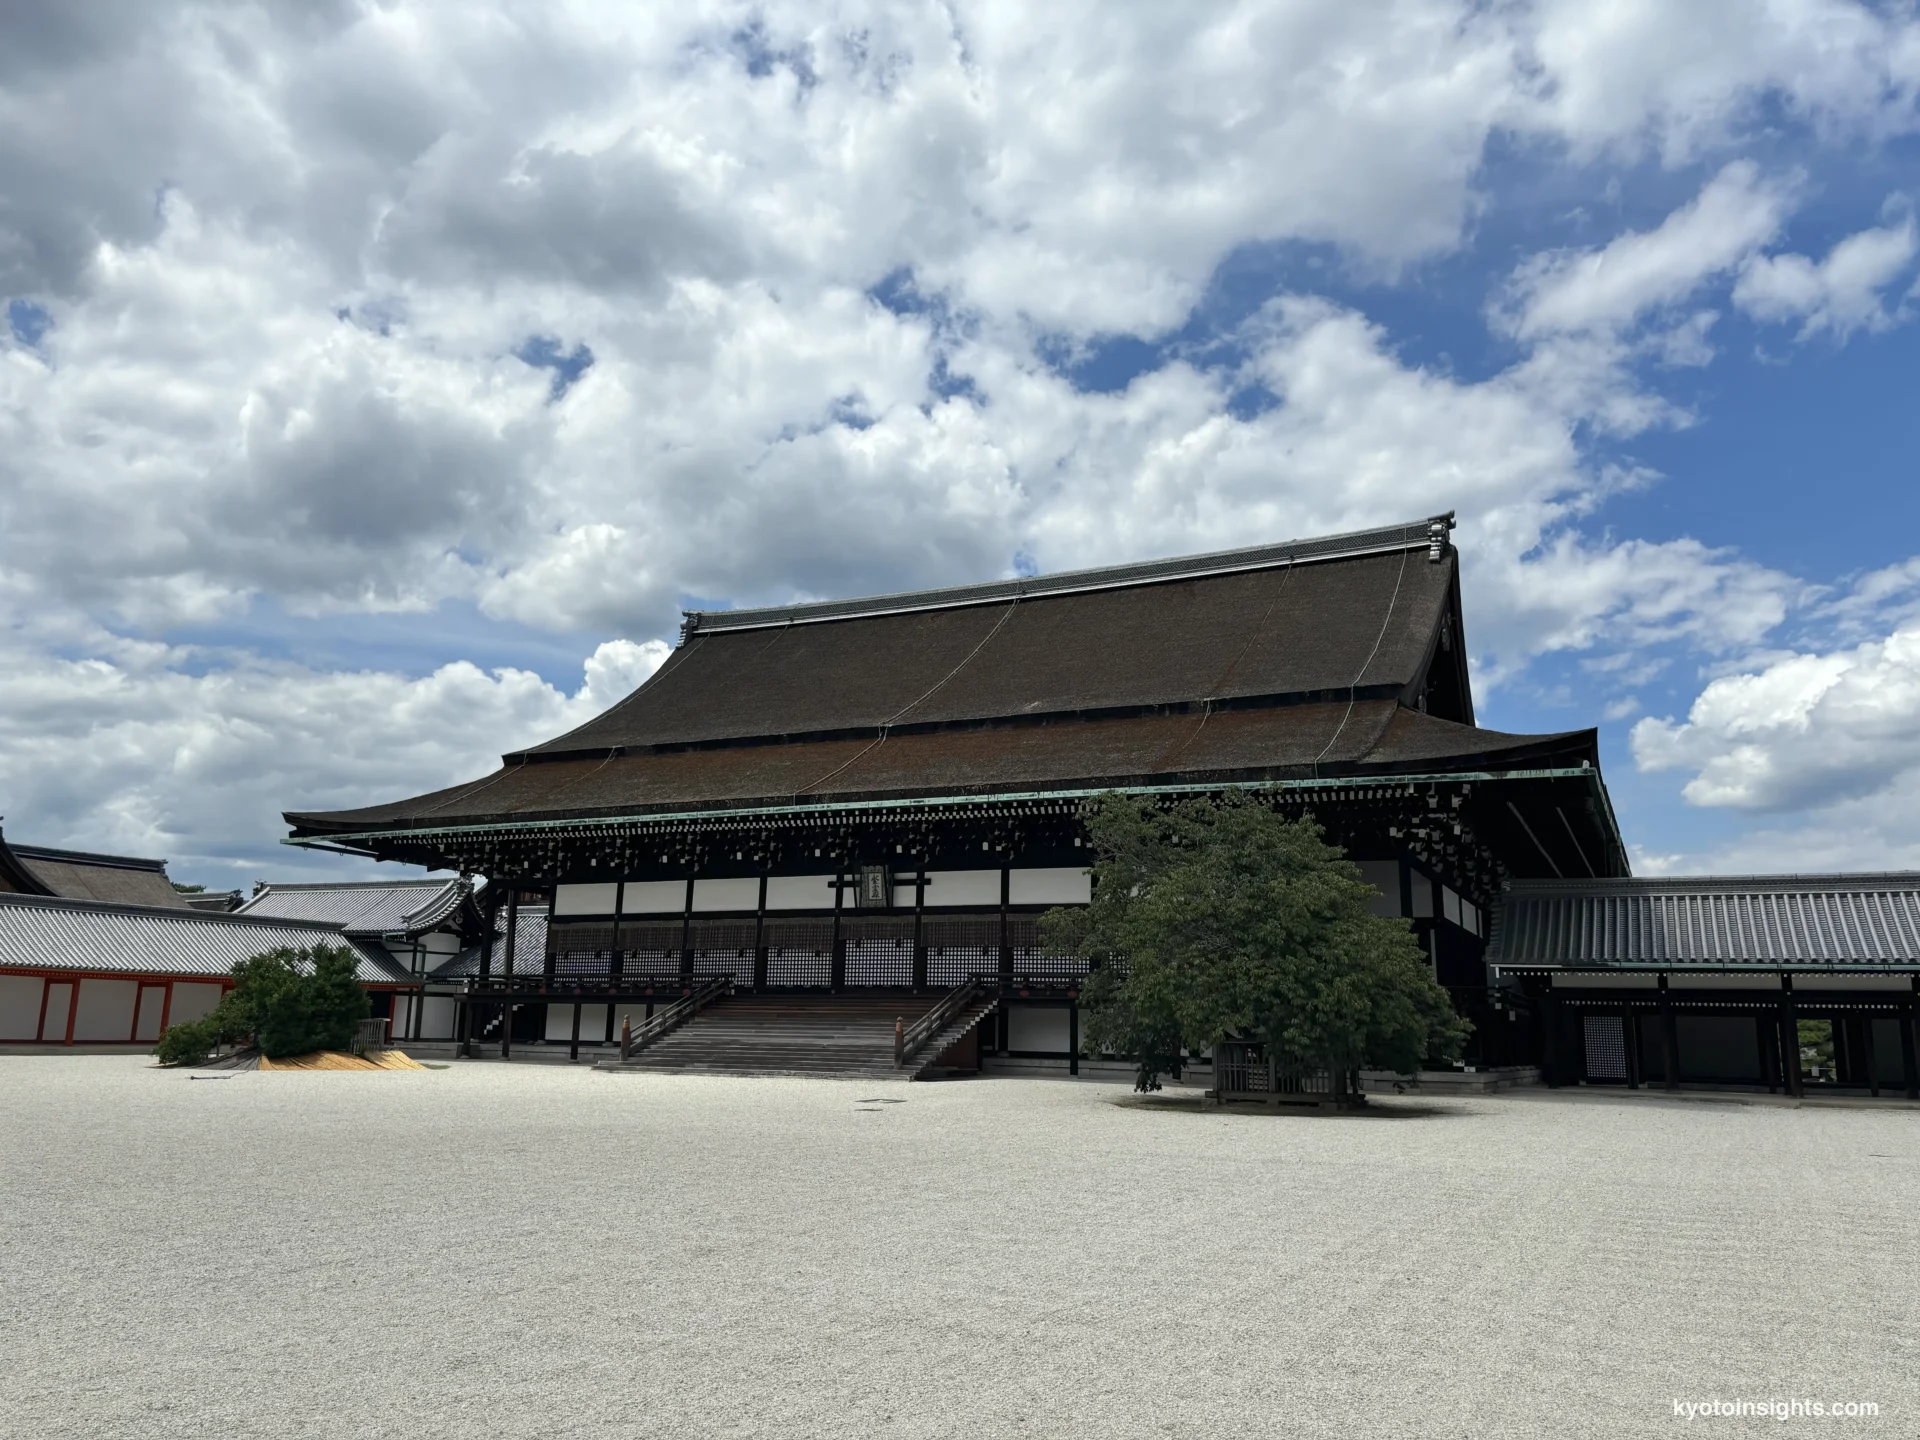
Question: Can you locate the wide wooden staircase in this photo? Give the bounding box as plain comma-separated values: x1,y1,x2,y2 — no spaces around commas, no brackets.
603,986,996,1080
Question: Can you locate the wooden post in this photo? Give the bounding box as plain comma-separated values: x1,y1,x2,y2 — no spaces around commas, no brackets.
501,887,519,1060
620,1013,632,1061
1901,982,1920,1102
894,1016,904,1067
1862,1015,1880,1098
1068,1000,1080,1077
1541,987,1562,1087
912,867,928,992
1781,979,1803,1098
569,1002,581,1063
830,872,845,993
998,865,1012,995
1658,975,1679,1091
1623,1005,1641,1089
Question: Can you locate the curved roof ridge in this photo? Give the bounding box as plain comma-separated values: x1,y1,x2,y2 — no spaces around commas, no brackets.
684,513,1455,637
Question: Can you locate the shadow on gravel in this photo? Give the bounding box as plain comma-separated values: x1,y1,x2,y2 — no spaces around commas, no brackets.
1110,1093,1464,1120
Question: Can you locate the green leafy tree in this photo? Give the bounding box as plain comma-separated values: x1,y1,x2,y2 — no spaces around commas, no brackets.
1044,791,1468,1102
153,945,369,1064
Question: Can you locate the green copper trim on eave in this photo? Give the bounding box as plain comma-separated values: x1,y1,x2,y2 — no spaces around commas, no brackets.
283,766,1604,848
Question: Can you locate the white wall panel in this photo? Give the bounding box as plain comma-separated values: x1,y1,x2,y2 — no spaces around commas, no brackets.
924,870,1001,907
417,995,459,1040
1793,974,1914,991
1008,868,1091,906
622,880,688,914
1410,876,1435,919
1355,861,1400,918
1006,1005,1072,1053
167,982,224,1025
72,979,139,1042
692,877,760,913
133,986,167,1042
0,975,44,1041
766,875,836,910
1668,974,1782,990
40,982,73,1041
553,883,620,916
545,1002,593,1041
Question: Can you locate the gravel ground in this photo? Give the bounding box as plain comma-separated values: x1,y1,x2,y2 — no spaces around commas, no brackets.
2,1058,1916,1440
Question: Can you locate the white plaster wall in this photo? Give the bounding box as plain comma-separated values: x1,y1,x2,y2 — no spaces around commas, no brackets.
1008,868,1091,905
553,882,620,916
133,986,166,1042
416,995,459,1039
766,875,836,910
40,982,73,1041
692,878,759,912
72,979,139,1042
545,1002,616,1042
924,870,1001,907
0,974,44,1040
1007,1005,1072,1053
1793,974,1914,991
167,982,224,1025
1355,860,1400,918
611,880,679,914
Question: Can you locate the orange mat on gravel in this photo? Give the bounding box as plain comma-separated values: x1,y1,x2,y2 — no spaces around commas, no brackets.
258,1050,425,1071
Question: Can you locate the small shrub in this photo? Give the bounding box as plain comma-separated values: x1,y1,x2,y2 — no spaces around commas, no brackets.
153,1018,216,1067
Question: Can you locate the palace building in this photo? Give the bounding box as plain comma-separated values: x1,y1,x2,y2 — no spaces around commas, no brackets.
284,514,1630,1074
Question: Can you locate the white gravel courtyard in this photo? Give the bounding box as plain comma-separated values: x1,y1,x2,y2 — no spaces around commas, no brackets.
2,1058,1916,1439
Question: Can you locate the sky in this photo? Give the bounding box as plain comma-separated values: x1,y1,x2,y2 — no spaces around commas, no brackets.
5,0,1920,889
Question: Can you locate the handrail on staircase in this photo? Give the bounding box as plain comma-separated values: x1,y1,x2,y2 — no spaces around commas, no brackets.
618,976,732,1062
897,980,985,1067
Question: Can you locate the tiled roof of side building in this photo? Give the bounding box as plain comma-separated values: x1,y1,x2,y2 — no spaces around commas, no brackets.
1488,873,1920,970
237,879,469,936
0,892,411,983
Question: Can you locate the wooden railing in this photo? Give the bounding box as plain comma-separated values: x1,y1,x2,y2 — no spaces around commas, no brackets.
1212,1040,1332,1101
897,980,986,1067
617,976,732,1061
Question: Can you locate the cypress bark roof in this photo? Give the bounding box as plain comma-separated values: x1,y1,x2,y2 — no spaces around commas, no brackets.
0,828,189,908
287,515,1605,837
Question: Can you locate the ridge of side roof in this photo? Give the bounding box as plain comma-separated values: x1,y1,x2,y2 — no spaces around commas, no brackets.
238,878,467,936
1504,872,1920,895
683,513,1455,637
9,844,171,872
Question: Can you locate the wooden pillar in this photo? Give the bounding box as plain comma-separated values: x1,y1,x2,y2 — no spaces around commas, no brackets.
1541,986,1563,1087
1899,985,1919,1101
752,876,768,992
1623,1005,1641,1089
1068,1000,1080,1077
500,888,519,1060
830,872,845,993
679,876,695,983
1781,976,1803,1098
569,1002,581,1063
998,865,1012,994
1658,975,1679,1091
912,867,928,992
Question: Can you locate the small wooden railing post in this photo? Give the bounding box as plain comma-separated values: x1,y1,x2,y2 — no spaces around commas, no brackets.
620,1014,632,1061
895,1016,904,1067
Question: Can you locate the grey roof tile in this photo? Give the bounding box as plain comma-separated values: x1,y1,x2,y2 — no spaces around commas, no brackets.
1488,874,1920,970
0,892,409,983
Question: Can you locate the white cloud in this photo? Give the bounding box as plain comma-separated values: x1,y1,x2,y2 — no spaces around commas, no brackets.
1733,216,1919,337
1504,161,1795,338
1632,626,1920,811
0,636,665,887
5,0,1920,869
